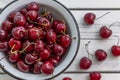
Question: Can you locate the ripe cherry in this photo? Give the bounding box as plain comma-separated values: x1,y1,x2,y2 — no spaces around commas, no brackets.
27,2,39,11
25,22,34,29
12,26,27,40
8,11,21,20
0,42,9,51
34,40,44,52
33,62,42,73
17,60,29,72
1,20,13,33
0,29,8,41
26,10,38,21
63,77,72,80
95,49,107,61
8,38,21,50
20,8,28,15
41,61,54,74
9,51,20,63
48,56,61,66
39,49,51,60
89,72,101,80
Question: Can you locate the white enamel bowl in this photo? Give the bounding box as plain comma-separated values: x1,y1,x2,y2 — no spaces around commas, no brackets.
0,0,80,80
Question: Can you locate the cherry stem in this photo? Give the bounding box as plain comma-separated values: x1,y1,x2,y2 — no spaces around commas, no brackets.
95,12,110,20
10,44,18,54
109,22,120,29
85,41,93,58
27,18,40,25
113,35,120,45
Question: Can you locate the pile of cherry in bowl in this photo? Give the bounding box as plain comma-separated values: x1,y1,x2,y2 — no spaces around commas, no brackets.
0,2,71,74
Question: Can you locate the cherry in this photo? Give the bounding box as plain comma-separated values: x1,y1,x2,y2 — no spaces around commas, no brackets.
95,49,107,61
26,10,38,21
25,22,34,29
89,72,101,80
63,77,72,80
111,35,120,56
17,60,29,72
27,2,39,11
9,51,20,63
99,26,112,39
33,62,42,73
12,26,27,40
8,11,21,20
22,40,34,52
20,8,28,15
14,13,26,26
53,44,65,56
36,16,50,30
41,61,54,74
46,30,57,44
0,42,9,51
28,27,42,40
59,34,71,48
8,38,21,50
48,56,61,66
52,20,62,28
1,20,13,33
34,40,44,52
39,49,51,60
0,29,8,41
84,13,96,25
79,57,92,69
25,53,38,65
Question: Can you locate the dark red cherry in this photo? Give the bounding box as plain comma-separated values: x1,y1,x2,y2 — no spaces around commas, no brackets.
111,45,120,56
53,44,65,56
95,49,107,61
0,29,8,41
84,13,96,25
89,72,101,80
33,62,42,73
8,38,21,50
26,10,38,21
59,34,71,48
25,53,38,65
14,13,26,26
1,20,13,33
22,40,34,52
52,20,62,28
79,57,92,69
27,2,39,11
20,8,28,15
39,49,51,60
8,11,21,20
48,56,61,66
25,22,34,29
34,40,44,52
12,26,27,40
99,26,112,39
17,60,29,72
0,42,9,51
63,77,72,80
9,51,20,63
41,61,54,74
46,30,57,44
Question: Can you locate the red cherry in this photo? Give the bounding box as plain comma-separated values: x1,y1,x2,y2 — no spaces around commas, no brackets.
26,10,38,21
41,61,54,74
20,8,28,15
33,62,42,73
34,40,44,52
84,13,96,25
79,57,92,69
53,44,65,56
52,20,62,28
8,38,21,50
89,72,101,80
63,77,72,80
8,11,21,20
48,56,61,66
111,45,120,56
99,26,112,39
1,20,13,33
59,34,71,48
9,51,20,63
95,49,107,61
25,53,38,65
0,42,9,51
25,22,34,29
14,13,26,26
39,49,51,60
0,29,8,41
17,60,29,72
12,26,27,40
27,2,39,11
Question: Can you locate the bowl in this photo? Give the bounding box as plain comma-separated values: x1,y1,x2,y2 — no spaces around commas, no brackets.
0,0,80,80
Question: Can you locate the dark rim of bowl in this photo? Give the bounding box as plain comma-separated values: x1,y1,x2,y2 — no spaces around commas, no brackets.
0,0,80,80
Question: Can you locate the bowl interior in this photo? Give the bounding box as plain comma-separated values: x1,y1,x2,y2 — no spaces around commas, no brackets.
0,0,80,80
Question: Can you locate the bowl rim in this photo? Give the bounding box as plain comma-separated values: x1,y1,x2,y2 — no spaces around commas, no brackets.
0,0,80,80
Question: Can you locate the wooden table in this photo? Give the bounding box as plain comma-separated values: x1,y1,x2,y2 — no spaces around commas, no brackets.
1,0,120,80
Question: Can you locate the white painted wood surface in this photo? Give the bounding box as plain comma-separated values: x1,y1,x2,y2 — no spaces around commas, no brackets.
1,0,120,80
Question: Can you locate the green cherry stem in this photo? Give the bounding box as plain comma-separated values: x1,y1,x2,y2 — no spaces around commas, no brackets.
95,12,110,20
